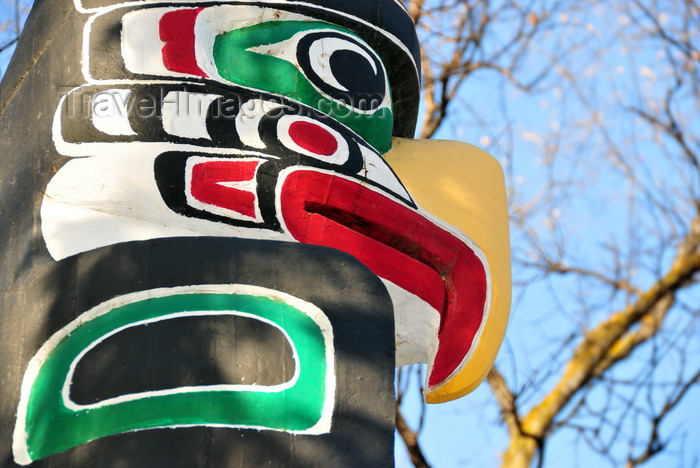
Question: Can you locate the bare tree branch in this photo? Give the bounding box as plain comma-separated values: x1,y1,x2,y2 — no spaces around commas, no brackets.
396,403,433,468
0,35,18,53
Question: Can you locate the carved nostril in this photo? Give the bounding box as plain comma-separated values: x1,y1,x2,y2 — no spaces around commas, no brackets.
287,120,339,156
276,115,350,165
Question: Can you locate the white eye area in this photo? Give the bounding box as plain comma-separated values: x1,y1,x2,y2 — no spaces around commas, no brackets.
307,37,379,92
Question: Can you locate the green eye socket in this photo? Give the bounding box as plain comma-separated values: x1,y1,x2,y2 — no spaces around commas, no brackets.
212,21,394,153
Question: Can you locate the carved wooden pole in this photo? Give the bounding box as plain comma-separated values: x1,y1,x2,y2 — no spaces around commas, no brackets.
0,1,511,467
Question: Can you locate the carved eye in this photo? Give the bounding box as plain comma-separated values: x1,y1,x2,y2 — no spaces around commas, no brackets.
296,32,388,112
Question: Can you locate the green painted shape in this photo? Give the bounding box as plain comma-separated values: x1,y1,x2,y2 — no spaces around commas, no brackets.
212,21,393,153
22,292,330,463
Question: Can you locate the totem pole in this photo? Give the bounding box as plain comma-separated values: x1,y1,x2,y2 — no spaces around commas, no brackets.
0,1,511,466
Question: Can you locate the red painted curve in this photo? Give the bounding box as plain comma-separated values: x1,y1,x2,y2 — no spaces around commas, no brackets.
280,170,488,388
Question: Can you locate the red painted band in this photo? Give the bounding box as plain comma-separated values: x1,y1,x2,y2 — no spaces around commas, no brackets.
280,170,488,387
160,8,207,77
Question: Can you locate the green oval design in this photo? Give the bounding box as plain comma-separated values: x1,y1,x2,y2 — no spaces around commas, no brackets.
16,287,333,464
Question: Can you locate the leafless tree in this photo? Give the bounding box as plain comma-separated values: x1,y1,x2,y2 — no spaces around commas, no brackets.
397,1,700,467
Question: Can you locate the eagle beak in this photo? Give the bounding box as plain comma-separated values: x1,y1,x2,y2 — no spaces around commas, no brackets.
384,138,511,403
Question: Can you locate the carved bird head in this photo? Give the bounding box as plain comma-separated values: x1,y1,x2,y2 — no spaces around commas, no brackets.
46,0,510,405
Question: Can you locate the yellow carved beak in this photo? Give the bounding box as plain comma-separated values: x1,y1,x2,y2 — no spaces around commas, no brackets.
384,138,512,403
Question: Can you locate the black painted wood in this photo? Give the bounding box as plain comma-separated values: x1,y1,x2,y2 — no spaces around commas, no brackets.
0,238,395,468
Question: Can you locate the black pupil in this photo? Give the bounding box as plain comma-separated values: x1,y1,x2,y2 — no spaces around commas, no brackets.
328,49,385,111
297,33,387,112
